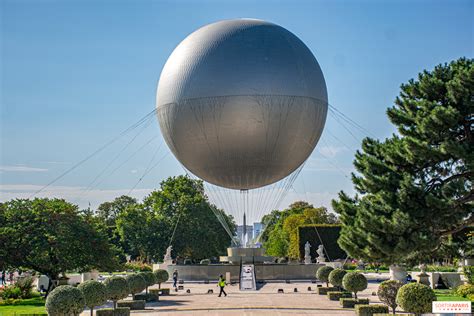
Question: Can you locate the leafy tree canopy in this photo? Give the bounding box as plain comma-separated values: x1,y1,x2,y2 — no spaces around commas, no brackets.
262,201,338,258
333,58,473,264
116,175,236,261
0,198,120,292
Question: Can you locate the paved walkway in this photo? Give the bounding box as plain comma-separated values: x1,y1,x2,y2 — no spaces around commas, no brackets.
84,280,385,315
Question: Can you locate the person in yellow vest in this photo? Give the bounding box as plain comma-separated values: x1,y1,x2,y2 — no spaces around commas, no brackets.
218,274,227,297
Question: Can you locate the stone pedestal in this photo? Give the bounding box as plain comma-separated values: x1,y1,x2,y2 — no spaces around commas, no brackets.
389,265,407,283
304,255,312,264
417,272,430,286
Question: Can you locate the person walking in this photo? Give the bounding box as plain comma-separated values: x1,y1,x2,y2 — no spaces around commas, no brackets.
217,274,227,297
1,270,5,285
172,269,178,288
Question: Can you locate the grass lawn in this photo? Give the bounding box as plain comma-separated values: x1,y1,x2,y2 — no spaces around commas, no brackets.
435,289,471,301
0,305,46,315
0,297,46,316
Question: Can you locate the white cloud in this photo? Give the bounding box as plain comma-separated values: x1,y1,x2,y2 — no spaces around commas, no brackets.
130,169,138,174
0,184,152,210
0,165,48,172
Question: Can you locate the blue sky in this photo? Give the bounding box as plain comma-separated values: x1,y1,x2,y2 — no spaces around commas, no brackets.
1,0,472,223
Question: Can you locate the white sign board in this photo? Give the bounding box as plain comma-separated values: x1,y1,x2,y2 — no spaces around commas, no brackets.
432,301,471,314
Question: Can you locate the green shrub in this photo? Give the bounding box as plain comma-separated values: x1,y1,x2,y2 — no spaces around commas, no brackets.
78,280,108,315
200,259,211,265
45,285,85,316
15,276,35,298
96,307,130,316
342,272,368,299
126,274,146,295
340,298,369,308
133,292,158,302
139,272,156,293
117,299,146,310
123,262,152,272
104,276,129,309
153,269,169,289
377,280,403,314
455,283,474,297
316,286,337,295
463,266,474,284
327,291,351,301
355,304,389,316
396,283,436,316
316,266,334,286
329,268,347,289
1,286,21,299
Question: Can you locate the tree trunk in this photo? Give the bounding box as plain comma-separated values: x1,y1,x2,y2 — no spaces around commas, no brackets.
354,292,357,299
90,307,93,316
159,283,161,289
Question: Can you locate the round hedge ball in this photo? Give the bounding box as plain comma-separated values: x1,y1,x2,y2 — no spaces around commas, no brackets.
342,272,368,298
140,271,156,288
126,273,147,294
78,280,108,310
328,268,347,288
154,269,169,285
316,266,334,285
46,285,85,316
396,283,436,314
104,276,129,302
377,280,403,314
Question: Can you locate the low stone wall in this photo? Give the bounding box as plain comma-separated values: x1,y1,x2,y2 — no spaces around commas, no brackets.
161,263,323,281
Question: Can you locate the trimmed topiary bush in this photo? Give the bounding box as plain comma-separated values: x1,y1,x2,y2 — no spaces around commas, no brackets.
153,269,169,289
355,304,389,316
316,266,334,286
78,280,108,316
45,285,85,316
316,286,337,295
133,292,158,302
342,272,368,299
104,276,129,309
139,272,156,294
117,299,146,310
329,268,347,290
327,291,351,301
377,280,403,315
340,298,369,308
96,307,130,316
126,274,147,295
396,283,436,316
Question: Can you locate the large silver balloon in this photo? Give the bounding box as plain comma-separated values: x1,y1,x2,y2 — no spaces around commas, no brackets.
156,19,328,190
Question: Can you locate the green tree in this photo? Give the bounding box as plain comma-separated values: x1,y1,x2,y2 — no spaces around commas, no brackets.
0,198,119,295
97,195,137,226
116,175,236,262
116,203,167,262
333,58,473,264
263,201,338,258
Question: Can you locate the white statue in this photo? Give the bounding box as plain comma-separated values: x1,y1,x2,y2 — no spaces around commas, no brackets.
164,245,173,262
316,244,326,263
304,241,312,264
304,242,311,257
